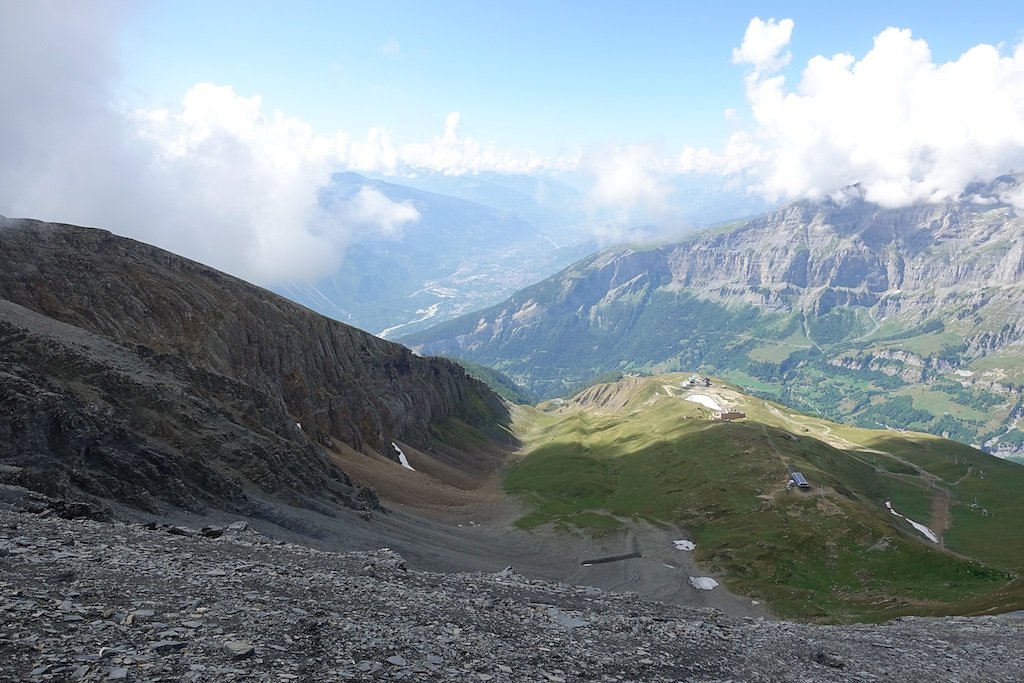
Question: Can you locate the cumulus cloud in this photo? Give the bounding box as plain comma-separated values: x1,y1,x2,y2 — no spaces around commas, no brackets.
397,112,569,175
343,186,420,238
585,144,671,211
0,1,138,230
731,17,794,73
0,3,351,284
0,3,568,285
578,144,690,243
676,131,766,176
700,18,1024,209
131,83,360,282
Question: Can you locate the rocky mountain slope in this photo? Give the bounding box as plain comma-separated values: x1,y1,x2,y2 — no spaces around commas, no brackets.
0,217,506,519
3,503,1022,682
405,175,1024,453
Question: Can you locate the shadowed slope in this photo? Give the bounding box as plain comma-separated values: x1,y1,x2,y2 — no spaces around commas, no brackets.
0,217,509,518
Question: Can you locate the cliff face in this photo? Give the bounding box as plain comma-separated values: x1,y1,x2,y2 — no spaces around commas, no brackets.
410,179,1024,362
665,194,1024,307
0,217,506,516
404,178,1024,450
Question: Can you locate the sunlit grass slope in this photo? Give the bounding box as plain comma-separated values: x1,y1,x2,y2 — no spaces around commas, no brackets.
507,374,1024,622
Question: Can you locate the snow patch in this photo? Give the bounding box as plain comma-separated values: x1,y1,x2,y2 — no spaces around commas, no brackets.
906,519,939,543
673,540,696,551
689,576,719,590
392,442,415,471
685,394,723,411
885,500,938,543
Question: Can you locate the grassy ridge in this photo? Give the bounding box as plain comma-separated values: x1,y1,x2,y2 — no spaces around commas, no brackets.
507,374,1024,622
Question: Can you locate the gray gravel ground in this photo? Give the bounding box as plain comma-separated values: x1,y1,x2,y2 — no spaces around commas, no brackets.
2,506,1022,683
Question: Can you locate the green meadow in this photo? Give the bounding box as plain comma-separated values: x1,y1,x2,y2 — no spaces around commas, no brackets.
506,374,1024,622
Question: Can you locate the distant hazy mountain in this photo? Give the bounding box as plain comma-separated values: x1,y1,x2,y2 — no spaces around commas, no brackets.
405,175,1024,455
394,170,775,229
274,171,775,338
384,170,587,230
274,172,596,338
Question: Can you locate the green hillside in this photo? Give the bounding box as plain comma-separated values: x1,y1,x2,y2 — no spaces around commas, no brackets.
507,374,1024,623
414,284,1022,453
406,188,1024,456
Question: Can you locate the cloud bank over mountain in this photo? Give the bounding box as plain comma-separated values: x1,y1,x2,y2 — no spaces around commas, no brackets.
685,17,1024,208
3,4,1024,286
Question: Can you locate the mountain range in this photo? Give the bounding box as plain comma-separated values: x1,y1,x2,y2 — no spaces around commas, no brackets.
275,171,775,339
2,213,1024,627
405,174,1024,457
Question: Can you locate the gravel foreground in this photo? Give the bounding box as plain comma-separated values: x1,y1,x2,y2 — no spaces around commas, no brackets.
1,508,1022,683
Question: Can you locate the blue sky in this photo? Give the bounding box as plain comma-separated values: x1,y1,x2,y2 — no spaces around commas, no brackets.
3,1,1024,285
117,1,1024,155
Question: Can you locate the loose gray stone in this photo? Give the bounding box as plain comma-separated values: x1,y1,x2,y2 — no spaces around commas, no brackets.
149,640,187,654
223,640,255,659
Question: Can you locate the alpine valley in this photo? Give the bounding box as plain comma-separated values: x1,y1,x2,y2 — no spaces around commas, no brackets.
273,172,596,339
3,215,1024,681
272,171,771,340
406,174,1024,460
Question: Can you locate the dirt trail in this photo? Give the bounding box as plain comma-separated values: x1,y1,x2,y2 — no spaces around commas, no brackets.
931,490,951,543
951,466,974,486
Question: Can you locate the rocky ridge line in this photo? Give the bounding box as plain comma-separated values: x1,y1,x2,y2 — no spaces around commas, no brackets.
0,217,507,516
0,217,506,457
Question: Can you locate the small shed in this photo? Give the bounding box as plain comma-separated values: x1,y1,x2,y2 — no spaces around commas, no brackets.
789,471,810,488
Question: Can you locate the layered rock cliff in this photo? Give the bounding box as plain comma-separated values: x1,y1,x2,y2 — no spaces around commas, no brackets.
405,176,1024,451
0,217,506,516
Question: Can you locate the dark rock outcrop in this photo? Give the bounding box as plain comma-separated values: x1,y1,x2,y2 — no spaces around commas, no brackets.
0,217,507,516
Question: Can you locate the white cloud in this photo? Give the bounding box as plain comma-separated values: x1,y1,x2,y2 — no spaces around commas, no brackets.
0,2,567,286
397,112,570,175
132,83,356,283
676,131,766,176
10,3,1023,284
712,19,1024,208
579,144,690,244
0,1,137,231
585,144,670,211
731,17,794,73
381,39,401,58
344,186,420,238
